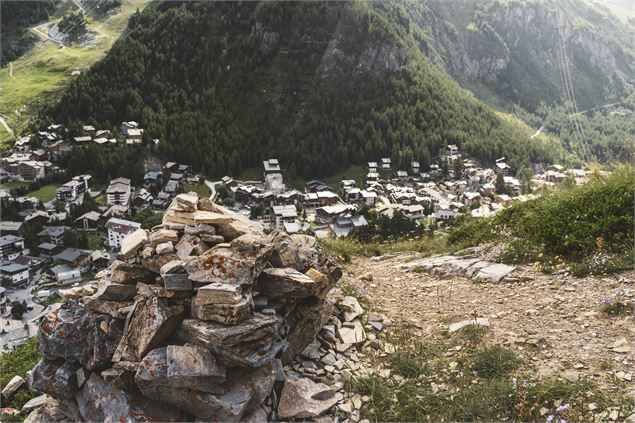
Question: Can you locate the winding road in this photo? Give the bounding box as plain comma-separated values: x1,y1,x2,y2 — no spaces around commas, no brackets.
204,180,221,201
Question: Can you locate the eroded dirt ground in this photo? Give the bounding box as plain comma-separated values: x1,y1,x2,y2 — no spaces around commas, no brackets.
344,254,635,396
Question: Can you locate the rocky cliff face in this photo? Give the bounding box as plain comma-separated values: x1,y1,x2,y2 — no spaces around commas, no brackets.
406,0,635,110
23,193,352,422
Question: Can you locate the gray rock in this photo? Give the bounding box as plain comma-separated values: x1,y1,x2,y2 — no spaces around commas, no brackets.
337,320,366,345
277,377,340,419
136,348,274,421
1,375,24,399
112,296,184,362
197,282,244,304
93,281,137,301
31,359,80,400
282,298,334,363
23,397,69,423
448,318,490,333
191,294,253,325
101,367,135,390
155,241,174,255
76,373,185,422
142,252,179,274
81,296,135,319
148,228,179,248
256,268,319,299
201,234,225,245
183,235,271,285
175,234,207,260
163,273,192,291
185,224,216,236
38,301,124,370
118,229,147,260
20,394,46,414
110,260,153,284
176,313,285,367
337,296,364,321
474,263,515,282
160,259,184,276
166,344,226,391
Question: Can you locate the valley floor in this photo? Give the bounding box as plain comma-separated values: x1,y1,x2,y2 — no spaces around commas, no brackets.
344,254,634,394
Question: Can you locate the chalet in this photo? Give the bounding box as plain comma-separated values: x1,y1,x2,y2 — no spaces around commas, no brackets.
463,191,482,208
411,161,420,174
378,204,425,220
105,218,141,251
132,188,153,210
169,172,184,182
343,187,361,203
0,263,29,288
37,242,63,258
0,235,25,260
121,121,140,135
495,162,510,176
481,182,495,196
263,158,281,177
164,180,179,194
49,264,81,285
445,144,459,157
50,140,73,159
366,171,379,183
0,221,23,236
152,192,171,210
95,129,111,139
272,205,298,230
144,171,162,187
13,255,46,279
504,176,521,195
24,211,50,228
360,190,378,206
30,149,47,161
73,136,92,144
394,170,408,182
90,250,110,271
328,215,368,238
103,204,129,218
275,189,304,206
368,162,378,170
19,161,45,181
315,204,355,224
434,207,456,221
106,177,131,205
381,158,391,169
264,172,286,195
305,180,332,194
54,248,90,272
37,226,69,245
221,176,238,189
83,125,96,134
75,211,101,231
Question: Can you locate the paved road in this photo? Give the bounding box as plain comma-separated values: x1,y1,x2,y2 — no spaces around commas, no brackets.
204,179,221,201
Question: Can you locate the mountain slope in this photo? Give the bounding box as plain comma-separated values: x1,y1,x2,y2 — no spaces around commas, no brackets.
46,1,557,178
407,0,635,111
0,1,57,66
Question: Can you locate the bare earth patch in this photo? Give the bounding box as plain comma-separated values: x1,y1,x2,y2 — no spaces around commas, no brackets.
344,254,635,396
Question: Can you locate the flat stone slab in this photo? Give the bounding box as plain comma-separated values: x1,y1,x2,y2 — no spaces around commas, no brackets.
474,263,515,282
448,318,490,333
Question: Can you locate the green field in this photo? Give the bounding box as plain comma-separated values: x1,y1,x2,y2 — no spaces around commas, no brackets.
26,183,62,202
183,182,211,198
0,0,151,150
0,181,28,190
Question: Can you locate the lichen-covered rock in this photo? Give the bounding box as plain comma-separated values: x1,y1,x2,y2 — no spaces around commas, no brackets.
112,296,184,362
75,373,185,422
136,347,274,422
176,313,285,367
110,261,153,284
30,359,80,399
38,301,124,370
183,235,270,285
191,294,253,325
277,377,340,419
256,267,319,299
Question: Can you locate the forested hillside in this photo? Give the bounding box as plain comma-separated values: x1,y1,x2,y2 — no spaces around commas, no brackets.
0,1,58,65
408,0,634,111
45,1,557,178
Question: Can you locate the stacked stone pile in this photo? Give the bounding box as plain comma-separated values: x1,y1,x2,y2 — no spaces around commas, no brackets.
22,194,346,422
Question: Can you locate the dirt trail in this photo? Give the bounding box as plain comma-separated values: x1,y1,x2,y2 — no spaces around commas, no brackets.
344,254,635,390
9,63,15,79
0,115,13,135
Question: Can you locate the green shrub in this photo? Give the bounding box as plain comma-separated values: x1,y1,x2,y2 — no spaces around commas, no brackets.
472,346,520,379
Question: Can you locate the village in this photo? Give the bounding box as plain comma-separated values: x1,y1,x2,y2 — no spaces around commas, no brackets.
0,121,594,348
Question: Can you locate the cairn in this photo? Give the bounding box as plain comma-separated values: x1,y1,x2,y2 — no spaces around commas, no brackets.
25,194,345,422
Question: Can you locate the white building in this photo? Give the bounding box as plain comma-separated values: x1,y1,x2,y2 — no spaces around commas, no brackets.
105,218,141,250
106,177,132,206
0,263,29,287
